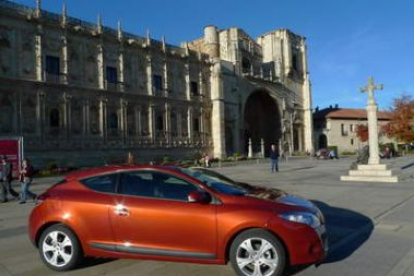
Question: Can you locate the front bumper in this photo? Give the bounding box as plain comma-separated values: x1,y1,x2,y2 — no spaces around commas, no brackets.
270,219,328,265
315,225,329,260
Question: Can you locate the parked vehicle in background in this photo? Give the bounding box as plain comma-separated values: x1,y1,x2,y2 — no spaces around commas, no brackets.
29,166,328,276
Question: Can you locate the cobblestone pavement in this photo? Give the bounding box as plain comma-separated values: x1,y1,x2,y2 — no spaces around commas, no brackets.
0,156,413,276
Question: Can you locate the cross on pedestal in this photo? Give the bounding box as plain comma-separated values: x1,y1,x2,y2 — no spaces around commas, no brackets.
360,76,384,105
360,76,384,165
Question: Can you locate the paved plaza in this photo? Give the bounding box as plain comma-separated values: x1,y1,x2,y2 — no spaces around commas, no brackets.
1,156,414,276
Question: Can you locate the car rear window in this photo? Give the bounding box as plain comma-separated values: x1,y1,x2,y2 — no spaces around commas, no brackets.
80,174,118,193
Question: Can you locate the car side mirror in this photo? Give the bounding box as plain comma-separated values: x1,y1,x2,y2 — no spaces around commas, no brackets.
188,191,212,204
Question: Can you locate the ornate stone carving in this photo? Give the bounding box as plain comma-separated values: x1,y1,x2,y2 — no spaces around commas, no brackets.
0,95,13,132
0,29,11,48
44,37,61,52
22,96,37,134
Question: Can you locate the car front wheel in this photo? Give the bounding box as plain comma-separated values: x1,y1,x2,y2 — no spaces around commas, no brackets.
38,224,83,271
230,229,286,276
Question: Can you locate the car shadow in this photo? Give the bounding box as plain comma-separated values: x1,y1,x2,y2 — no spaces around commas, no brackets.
312,200,374,263
285,200,374,275
76,257,116,269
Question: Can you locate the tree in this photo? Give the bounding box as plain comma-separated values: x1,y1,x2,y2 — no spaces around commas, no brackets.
355,124,369,142
384,95,414,143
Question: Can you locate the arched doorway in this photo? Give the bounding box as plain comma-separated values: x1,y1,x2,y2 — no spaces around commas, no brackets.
244,91,281,156
318,134,328,149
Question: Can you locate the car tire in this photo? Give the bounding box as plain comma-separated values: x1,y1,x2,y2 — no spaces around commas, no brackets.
230,229,286,276
38,224,83,271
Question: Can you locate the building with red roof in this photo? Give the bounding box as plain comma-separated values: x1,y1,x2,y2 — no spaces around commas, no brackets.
313,106,396,154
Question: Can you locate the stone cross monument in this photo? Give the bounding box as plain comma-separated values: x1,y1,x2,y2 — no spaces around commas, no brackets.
341,77,398,183
360,76,383,165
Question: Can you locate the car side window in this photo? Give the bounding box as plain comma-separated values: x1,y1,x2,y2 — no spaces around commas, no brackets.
119,171,200,202
80,174,118,193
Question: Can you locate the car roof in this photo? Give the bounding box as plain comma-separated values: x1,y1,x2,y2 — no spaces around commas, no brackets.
65,165,179,180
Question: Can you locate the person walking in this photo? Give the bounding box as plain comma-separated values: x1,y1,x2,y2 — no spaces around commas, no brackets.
204,153,211,168
270,144,280,173
19,158,36,204
0,156,19,202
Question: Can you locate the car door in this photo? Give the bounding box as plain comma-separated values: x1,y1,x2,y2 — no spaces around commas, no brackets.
75,173,119,248
109,170,217,260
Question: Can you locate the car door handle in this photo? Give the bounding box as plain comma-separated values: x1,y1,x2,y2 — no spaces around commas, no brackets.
114,205,130,216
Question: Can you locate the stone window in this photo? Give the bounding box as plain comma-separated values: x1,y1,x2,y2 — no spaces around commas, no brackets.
156,115,164,131
109,113,118,129
50,108,60,127
106,67,118,84
292,54,298,71
193,118,200,132
191,81,198,96
341,124,348,136
351,139,354,145
46,56,60,75
153,74,163,91
242,57,251,74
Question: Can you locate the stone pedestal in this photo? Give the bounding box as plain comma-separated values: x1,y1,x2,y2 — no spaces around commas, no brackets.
341,164,398,183
248,138,253,158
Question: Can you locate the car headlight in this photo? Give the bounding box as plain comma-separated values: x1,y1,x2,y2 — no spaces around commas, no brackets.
279,212,321,228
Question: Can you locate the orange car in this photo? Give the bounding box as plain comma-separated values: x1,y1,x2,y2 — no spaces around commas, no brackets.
29,166,328,276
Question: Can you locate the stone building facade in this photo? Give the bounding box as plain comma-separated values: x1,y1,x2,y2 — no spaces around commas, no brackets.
0,0,314,165
313,107,395,154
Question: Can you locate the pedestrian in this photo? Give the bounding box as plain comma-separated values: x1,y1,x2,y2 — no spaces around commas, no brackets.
329,149,337,159
270,144,280,172
0,156,19,202
19,158,37,204
204,153,211,168
126,151,135,165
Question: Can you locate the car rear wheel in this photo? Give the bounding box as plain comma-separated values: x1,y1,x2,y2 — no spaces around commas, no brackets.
38,224,83,271
230,229,286,276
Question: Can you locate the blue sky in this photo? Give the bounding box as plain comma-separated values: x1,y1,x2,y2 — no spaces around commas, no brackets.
15,0,414,110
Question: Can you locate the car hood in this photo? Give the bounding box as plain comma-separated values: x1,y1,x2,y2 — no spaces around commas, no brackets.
239,182,317,210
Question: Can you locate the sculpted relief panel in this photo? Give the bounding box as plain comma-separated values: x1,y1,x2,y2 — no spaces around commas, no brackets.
22,95,37,134
71,98,83,135
168,58,185,96
0,26,13,76
136,53,148,94
21,29,35,77
85,43,98,85
0,94,14,133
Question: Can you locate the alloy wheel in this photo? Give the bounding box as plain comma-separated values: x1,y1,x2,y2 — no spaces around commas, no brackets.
236,238,279,276
42,230,73,268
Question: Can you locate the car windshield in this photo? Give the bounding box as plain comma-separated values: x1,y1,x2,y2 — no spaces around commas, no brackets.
177,167,247,196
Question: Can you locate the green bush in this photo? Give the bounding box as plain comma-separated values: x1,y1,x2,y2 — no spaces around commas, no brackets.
46,160,59,170
162,156,173,163
292,151,308,156
233,152,240,159
328,146,339,156
341,151,356,156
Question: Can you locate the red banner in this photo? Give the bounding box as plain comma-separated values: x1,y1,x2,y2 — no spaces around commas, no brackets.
0,138,23,178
